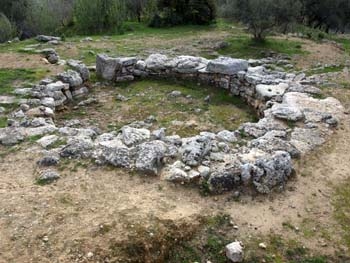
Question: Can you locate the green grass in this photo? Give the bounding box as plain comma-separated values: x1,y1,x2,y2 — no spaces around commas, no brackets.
0,68,48,95
0,116,8,128
331,36,350,55
112,79,256,137
0,39,37,53
305,65,344,76
218,36,306,59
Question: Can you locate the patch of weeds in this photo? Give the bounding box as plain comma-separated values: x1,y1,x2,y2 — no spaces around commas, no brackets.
57,158,72,172
282,221,296,231
0,116,8,128
27,134,44,143
167,214,232,263
47,138,67,149
199,180,211,196
286,120,297,129
333,178,350,249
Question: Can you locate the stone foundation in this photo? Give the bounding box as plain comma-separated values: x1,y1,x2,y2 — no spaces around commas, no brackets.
0,53,345,195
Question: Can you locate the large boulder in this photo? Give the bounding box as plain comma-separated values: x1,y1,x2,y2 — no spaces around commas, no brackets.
256,83,288,100
60,137,94,159
120,126,150,147
249,130,300,158
206,57,248,75
170,56,208,73
95,139,131,168
36,170,60,184
208,164,241,193
96,54,120,81
135,140,167,175
57,70,83,88
271,104,304,121
252,151,293,194
225,241,244,262
179,136,212,167
145,54,169,72
67,60,90,81
36,35,61,42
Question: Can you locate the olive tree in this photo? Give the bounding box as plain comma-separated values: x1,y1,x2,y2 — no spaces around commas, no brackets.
0,13,15,43
74,0,126,34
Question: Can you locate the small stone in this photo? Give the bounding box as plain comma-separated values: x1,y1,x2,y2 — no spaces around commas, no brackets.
225,241,244,262
37,170,60,184
169,90,182,97
259,242,267,249
116,94,129,101
87,252,94,258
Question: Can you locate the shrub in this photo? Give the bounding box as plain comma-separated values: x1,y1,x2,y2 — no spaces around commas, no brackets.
150,0,216,27
0,13,15,43
74,0,126,34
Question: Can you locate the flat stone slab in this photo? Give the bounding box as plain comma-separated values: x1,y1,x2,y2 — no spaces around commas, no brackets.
206,57,248,75
256,83,289,100
0,96,17,105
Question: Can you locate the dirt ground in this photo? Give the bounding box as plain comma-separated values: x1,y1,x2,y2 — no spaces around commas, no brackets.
0,53,64,75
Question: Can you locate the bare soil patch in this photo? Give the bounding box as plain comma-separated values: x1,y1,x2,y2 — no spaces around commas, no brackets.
0,53,64,75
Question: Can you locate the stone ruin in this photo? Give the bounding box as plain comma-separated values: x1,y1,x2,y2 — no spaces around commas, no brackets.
0,53,345,194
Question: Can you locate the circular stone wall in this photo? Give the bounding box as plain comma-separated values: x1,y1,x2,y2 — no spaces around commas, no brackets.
0,54,345,194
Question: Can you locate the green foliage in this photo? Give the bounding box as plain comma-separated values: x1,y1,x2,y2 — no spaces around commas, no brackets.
229,0,301,40
0,117,8,128
149,0,216,27
24,0,73,36
0,13,15,43
74,0,126,34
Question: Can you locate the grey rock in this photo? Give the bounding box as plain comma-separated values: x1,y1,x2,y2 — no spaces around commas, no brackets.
256,83,288,100
120,126,150,147
135,140,167,175
37,155,60,167
206,57,248,75
72,87,89,98
57,70,83,88
225,241,244,263
47,53,59,64
67,60,90,81
37,135,59,148
116,94,129,101
271,104,304,121
180,136,211,167
0,128,24,145
36,35,61,42
60,137,94,158
208,164,241,193
253,151,293,194
96,54,121,81
249,131,300,158
145,53,169,71
169,90,182,97
217,130,237,143
96,139,131,168
37,170,60,184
